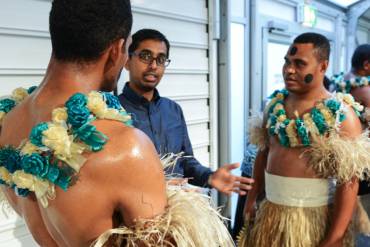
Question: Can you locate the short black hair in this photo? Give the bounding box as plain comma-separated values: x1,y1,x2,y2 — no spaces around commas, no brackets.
351,44,370,71
293,32,330,62
49,0,132,62
129,29,170,58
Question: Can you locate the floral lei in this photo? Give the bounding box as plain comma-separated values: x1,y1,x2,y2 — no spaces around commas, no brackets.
266,89,363,148
0,87,132,207
332,72,370,93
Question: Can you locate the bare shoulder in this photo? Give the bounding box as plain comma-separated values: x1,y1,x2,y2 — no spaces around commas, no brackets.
84,120,167,225
352,86,370,108
86,119,165,183
339,103,362,138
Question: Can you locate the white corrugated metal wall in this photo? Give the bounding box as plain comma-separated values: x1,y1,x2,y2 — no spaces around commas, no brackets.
0,0,216,245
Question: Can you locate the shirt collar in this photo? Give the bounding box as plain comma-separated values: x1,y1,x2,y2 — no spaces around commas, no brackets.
122,82,160,105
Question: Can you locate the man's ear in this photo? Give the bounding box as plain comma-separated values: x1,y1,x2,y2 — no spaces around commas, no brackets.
124,57,131,71
363,60,370,70
320,60,329,73
105,38,125,71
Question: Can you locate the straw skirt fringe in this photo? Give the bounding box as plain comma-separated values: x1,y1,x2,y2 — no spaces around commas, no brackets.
92,188,234,247
238,200,354,247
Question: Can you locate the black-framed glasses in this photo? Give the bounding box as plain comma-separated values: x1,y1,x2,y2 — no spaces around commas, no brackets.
130,50,171,67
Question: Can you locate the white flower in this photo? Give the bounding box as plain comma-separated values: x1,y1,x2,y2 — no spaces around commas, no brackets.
52,107,68,124
12,88,28,103
42,124,71,158
87,91,108,118
21,141,40,155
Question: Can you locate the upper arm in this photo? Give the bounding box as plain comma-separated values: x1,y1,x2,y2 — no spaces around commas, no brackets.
339,104,362,138
351,87,370,108
90,122,167,226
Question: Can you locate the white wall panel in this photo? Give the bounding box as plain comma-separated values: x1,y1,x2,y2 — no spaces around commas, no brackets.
132,13,208,47
168,47,208,71
188,123,210,147
0,76,42,95
157,74,209,98
177,99,209,122
316,16,335,32
357,28,369,44
0,0,50,31
131,0,207,21
0,35,51,70
193,146,210,167
259,0,296,22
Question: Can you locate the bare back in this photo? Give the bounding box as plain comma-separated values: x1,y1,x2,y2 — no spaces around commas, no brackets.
0,91,167,246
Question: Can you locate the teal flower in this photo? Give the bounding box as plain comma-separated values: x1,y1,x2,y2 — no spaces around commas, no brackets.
311,108,327,134
296,118,310,146
66,93,87,109
101,92,122,110
278,119,290,147
325,99,341,115
30,122,49,147
27,86,37,94
55,175,71,191
46,166,60,183
66,93,90,128
67,104,90,128
0,98,16,113
21,153,49,177
14,187,30,197
268,115,277,135
0,146,21,173
73,124,107,151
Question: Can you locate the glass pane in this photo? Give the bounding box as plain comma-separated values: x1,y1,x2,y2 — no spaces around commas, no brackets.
230,22,245,227
231,0,245,18
266,42,289,96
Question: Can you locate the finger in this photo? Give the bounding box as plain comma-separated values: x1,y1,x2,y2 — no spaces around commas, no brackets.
223,162,240,171
232,188,247,195
234,183,253,191
235,176,254,184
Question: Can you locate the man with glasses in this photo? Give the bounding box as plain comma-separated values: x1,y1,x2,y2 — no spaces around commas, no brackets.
119,28,253,194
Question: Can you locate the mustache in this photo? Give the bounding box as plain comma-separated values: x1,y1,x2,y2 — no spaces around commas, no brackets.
143,71,158,77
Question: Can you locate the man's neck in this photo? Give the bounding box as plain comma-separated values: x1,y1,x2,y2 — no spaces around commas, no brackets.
287,86,330,103
39,58,105,96
352,68,368,77
128,82,155,101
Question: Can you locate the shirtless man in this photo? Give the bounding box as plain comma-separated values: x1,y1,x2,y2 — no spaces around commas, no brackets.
0,1,233,246
337,44,370,108
239,33,370,247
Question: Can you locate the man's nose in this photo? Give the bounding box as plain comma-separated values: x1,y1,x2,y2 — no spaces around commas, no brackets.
284,64,295,74
149,59,158,69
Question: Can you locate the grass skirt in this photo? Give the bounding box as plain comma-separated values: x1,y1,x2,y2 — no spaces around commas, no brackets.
92,188,234,247
238,200,354,247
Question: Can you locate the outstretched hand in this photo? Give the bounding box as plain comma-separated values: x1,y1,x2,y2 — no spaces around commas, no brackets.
209,163,254,195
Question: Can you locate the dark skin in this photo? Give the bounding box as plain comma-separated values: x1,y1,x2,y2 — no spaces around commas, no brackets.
244,43,361,247
125,39,254,195
0,37,169,246
347,59,370,108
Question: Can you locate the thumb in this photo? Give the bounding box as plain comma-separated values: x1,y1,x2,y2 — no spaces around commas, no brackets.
223,162,240,171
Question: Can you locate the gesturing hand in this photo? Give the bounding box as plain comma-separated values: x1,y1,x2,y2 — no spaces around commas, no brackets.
209,163,254,195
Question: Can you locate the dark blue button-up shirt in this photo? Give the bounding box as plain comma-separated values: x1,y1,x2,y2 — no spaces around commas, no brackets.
118,83,213,186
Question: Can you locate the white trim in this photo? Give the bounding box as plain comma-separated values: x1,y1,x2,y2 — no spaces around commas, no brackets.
170,94,209,101
132,6,208,24
0,68,45,75
0,27,49,38
166,69,209,74
187,118,210,126
192,141,210,149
